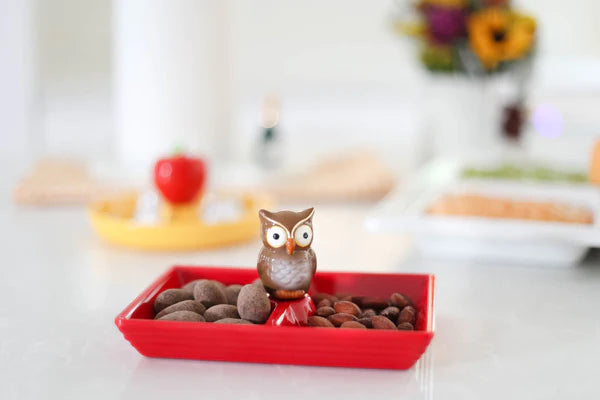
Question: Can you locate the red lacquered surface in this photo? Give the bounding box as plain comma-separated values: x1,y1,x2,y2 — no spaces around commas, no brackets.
115,266,435,370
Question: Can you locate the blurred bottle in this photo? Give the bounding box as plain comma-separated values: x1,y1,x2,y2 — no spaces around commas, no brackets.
256,95,282,168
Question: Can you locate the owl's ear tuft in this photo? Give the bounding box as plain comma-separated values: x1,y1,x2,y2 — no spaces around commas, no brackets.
259,209,276,223
299,207,315,221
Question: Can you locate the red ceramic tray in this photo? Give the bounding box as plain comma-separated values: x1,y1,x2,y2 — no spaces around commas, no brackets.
115,266,435,370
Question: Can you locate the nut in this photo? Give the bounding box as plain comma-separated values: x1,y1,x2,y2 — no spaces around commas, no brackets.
340,321,367,329
371,315,397,330
361,308,377,318
193,280,228,307
327,313,358,327
154,288,194,313
225,284,243,305
251,278,266,288
158,310,205,322
351,296,365,307
335,293,353,302
397,322,414,331
182,279,203,295
380,306,400,322
154,300,206,319
214,318,254,325
316,298,332,308
333,301,361,317
212,280,227,296
316,306,336,318
237,283,271,324
204,304,240,322
307,316,335,328
361,297,389,310
357,317,373,328
398,306,416,325
312,293,338,304
390,292,412,309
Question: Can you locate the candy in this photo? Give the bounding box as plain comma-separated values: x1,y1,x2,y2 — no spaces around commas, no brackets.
371,316,397,330
154,300,206,319
398,306,416,325
380,306,401,322
307,316,334,328
158,310,205,322
360,297,389,310
182,279,203,295
390,293,412,309
193,280,227,307
340,321,367,329
357,317,373,329
307,291,418,331
316,298,332,308
237,283,271,324
361,309,377,318
397,322,415,330
214,318,254,325
225,284,243,305
316,306,336,318
204,304,240,322
327,313,358,327
154,289,194,313
333,301,362,317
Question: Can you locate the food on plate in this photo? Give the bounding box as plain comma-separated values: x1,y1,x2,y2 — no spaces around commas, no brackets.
308,292,417,331
154,300,206,320
428,194,593,224
153,288,194,313
158,310,205,322
154,280,271,325
152,277,419,331
193,280,228,308
236,283,272,324
463,164,587,183
203,304,240,322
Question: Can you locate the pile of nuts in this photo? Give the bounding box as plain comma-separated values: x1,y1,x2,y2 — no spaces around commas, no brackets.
154,280,417,331
153,279,271,324
307,292,417,330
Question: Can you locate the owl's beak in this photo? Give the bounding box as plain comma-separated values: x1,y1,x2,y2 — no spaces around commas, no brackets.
286,238,295,255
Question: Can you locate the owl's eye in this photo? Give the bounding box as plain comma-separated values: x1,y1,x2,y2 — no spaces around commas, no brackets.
266,226,287,248
294,224,312,247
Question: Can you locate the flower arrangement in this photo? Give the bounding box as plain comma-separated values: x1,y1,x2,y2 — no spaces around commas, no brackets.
396,0,536,74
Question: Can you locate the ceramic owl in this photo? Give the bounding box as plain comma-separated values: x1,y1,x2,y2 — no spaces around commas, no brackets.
257,208,316,300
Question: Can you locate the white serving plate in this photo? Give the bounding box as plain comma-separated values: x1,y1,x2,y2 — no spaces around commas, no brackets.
366,159,600,267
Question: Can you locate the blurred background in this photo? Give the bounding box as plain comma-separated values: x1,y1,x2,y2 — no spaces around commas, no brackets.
3,0,600,170
3,2,600,398
2,0,600,266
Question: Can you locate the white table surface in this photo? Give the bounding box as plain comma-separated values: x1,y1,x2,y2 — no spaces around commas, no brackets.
1,166,600,400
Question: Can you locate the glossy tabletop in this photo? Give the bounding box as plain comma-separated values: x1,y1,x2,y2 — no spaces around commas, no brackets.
1,166,599,400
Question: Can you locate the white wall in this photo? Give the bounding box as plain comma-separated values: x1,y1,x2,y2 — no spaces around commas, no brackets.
35,0,112,159
0,0,35,161
2,0,599,167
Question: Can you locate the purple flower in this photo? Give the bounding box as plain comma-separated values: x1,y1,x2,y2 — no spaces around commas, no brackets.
424,5,467,44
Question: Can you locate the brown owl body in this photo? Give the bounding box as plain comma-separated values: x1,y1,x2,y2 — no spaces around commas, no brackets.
257,208,316,299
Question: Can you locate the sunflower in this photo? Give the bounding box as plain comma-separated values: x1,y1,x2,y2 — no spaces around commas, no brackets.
468,8,536,70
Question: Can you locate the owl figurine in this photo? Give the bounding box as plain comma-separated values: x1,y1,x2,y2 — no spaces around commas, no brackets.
257,208,316,300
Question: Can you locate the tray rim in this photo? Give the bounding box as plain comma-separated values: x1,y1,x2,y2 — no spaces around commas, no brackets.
115,265,435,337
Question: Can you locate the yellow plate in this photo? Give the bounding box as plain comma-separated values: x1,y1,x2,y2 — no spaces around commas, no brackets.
88,192,273,251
